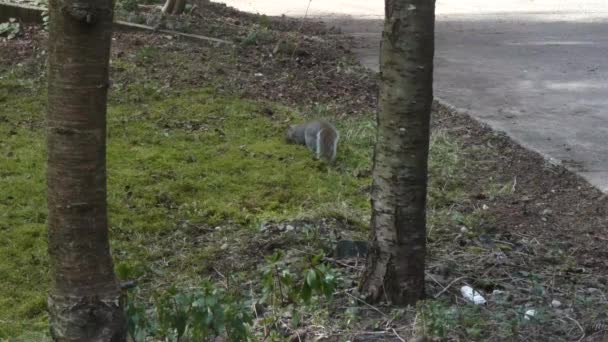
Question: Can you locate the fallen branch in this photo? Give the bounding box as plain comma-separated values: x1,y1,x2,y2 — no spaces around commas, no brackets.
114,20,233,45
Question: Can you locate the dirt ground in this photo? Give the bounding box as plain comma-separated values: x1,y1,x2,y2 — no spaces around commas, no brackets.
1,1,607,340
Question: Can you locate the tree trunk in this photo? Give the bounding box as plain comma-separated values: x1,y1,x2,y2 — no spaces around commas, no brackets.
172,0,187,15
47,0,126,339
360,0,435,305
162,0,176,14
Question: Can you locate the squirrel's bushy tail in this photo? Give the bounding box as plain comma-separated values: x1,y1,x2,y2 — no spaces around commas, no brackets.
317,127,339,163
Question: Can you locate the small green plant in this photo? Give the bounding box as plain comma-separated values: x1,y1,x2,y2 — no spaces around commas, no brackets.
0,18,21,40
259,250,338,335
261,250,338,306
261,250,297,306
300,252,338,304
125,282,252,342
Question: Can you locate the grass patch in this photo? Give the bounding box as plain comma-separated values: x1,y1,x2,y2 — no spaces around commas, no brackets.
0,73,374,336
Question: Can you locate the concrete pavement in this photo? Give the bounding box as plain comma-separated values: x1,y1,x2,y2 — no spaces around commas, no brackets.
214,0,608,192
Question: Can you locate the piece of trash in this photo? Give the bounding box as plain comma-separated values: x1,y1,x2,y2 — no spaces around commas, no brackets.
460,226,468,234
461,286,486,305
524,309,536,320
551,300,562,308
254,72,264,77
482,204,489,210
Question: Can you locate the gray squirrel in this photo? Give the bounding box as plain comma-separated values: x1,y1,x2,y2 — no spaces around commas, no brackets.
285,120,339,163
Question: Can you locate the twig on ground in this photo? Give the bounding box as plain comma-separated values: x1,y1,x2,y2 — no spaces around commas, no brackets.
392,328,406,342
324,257,363,270
564,315,585,342
343,291,389,318
427,273,446,291
434,276,467,299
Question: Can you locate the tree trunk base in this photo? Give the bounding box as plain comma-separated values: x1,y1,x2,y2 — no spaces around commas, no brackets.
48,292,126,342
360,239,426,306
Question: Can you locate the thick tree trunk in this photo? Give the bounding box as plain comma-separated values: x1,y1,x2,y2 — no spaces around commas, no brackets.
172,0,187,15
47,0,126,339
360,0,435,305
161,0,176,14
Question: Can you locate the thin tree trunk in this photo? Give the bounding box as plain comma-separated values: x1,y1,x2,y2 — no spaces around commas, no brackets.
360,0,435,305
47,0,126,339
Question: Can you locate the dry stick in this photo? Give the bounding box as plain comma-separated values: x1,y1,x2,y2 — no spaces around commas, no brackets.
427,273,446,290
564,315,586,342
343,291,389,318
391,328,406,342
433,276,467,299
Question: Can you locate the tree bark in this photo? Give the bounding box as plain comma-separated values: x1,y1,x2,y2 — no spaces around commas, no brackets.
161,0,176,14
171,0,187,15
47,0,126,339
360,0,435,305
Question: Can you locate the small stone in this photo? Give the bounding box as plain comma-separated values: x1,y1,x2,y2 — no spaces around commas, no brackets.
482,204,489,210
551,299,562,308
460,226,469,233
285,225,295,232
220,243,229,250
542,209,553,216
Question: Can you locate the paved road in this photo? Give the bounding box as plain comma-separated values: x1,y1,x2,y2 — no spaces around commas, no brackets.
214,0,608,192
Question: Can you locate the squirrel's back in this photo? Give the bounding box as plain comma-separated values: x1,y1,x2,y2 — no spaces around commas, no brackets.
286,120,339,163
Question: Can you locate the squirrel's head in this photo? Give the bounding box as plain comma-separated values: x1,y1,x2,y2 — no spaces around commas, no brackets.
285,125,297,143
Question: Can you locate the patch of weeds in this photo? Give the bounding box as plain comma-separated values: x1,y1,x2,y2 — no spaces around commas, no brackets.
125,251,340,341
239,27,276,47
125,282,252,342
135,46,161,65
261,250,337,306
417,300,489,340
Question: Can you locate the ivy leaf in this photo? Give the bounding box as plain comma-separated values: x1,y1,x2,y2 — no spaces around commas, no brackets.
306,269,318,288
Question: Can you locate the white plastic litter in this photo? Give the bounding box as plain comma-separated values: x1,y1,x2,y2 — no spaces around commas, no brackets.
460,286,486,305
524,309,536,320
